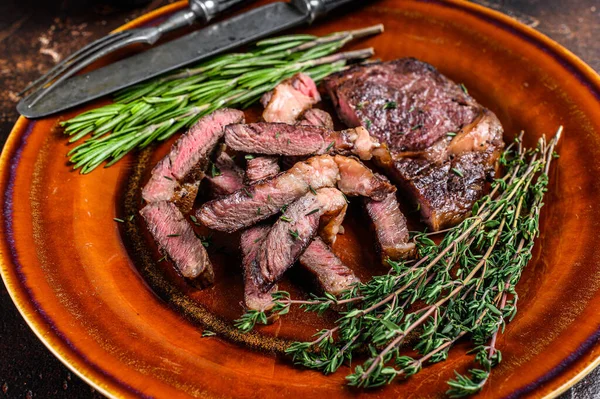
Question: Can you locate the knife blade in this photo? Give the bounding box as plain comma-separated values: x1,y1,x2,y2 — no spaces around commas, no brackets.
18,0,358,118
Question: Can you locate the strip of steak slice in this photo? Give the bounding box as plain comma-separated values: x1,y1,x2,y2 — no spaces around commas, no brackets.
299,237,359,295
225,123,379,160
298,108,334,130
325,59,504,230
240,226,278,312
261,73,320,124
205,145,244,197
258,187,347,289
142,108,245,213
333,155,395,201
197,155,339,233
246,156,280,184
364,177,414,262
140,201,213,287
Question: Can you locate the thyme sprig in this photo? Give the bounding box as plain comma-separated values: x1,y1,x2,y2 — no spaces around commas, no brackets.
234,129,561,395
60,25,383,173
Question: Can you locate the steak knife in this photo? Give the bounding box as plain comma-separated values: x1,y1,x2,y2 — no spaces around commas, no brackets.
18,0,361,118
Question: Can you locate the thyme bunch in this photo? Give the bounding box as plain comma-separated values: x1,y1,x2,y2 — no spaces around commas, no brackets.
235,129,562,396
59,25,383,173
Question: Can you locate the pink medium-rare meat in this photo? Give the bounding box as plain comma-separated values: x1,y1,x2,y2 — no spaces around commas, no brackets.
261,73,321,124
333,155,395,201
257,188,348,289
299,237,359,295
197,155,340,233
224,123,379,160
240,226,278,312
140,201,213,287
325,59,504,230
205,145,244,197
142,108,245,213
364,179,415,262
246,156,280,184
298,108,334,130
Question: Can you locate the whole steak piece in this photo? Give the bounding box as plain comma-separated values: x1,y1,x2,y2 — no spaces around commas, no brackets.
325,59,504,230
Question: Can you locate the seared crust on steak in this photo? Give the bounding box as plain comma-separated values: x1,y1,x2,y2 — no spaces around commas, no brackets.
326,59,504,230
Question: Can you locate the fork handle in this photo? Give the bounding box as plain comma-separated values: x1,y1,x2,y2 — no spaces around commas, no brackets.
292,0,359,23
156,9,198,35
190,0,250,23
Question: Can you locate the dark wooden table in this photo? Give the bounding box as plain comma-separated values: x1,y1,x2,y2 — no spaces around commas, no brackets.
0,0,598,397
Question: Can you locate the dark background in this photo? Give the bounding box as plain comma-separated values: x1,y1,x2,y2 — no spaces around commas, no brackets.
0,0,598,397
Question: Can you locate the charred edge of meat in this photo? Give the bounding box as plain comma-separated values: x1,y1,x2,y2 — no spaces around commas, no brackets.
299,237,360,296
197,155,340,233
140,201,214,288
257,187,348,291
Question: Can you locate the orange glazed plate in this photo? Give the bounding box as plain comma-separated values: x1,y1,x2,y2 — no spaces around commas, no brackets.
2,1,600,398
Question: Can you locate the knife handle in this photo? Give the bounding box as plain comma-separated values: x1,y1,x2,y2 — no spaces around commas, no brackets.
190,0,251,23
292,0,359,23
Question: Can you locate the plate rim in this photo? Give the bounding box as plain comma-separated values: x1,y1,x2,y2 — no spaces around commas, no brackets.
2,0,600,398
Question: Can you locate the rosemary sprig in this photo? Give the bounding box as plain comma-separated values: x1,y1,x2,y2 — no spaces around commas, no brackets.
61,25,383,173
234,128,561,395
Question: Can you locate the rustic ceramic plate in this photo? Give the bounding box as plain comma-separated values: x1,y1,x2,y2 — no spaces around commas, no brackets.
2,0,600,398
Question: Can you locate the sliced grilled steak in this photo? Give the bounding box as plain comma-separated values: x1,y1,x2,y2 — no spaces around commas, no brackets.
205,145,244,197
246,156,280,183
261,73,320,123
334,155,395,201
140,201,213,287
197,155,339,232
240,225,278,312
142,108,245,213
364,177,414,262
325,59,504,230
225,123,379,161
258,188,347,289
299,237,359,295
298,108,334,130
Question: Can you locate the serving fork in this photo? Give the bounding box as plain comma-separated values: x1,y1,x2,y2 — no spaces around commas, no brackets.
20,0,249,106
